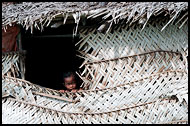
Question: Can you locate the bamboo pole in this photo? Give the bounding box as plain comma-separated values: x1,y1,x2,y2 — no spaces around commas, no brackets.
32,92,77,103
84,50,182,65
17,27,25,79
24,34,79,38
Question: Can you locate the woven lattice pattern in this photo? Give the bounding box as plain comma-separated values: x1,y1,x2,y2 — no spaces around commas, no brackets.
79,51,186,90
2,76,71,99
77,17,188,90
75,16,188,109
2,52,20,76
2,51,25,78
2,12,188,124
2,57,188,124
2,69,188,114
2,97,188,124
77,18,188,61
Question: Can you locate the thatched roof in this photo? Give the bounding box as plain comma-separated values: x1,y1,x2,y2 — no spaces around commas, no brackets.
2,2,188,33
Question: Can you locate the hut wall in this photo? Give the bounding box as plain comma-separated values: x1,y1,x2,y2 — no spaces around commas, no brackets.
2,17,188,124
76,17,188,90
2,51,26,78
2,12,188,124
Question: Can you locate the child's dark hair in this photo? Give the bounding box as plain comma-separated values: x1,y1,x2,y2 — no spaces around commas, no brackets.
63,71,76,80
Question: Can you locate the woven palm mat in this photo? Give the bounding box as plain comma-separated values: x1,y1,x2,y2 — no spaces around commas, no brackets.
2,51,25,78
2,96,188,124
77,17,188,61
2,69,188,113
78,51,186,90
76,18,188,90
2,17,188,124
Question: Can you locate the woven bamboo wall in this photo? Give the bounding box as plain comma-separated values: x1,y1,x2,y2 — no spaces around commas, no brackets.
2,71,188,124
2,51,25,78
2,97,188,124
2,16,188,124
76,17,188,90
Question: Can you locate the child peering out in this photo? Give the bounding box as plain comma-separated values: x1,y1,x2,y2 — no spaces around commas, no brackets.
59,71,82,93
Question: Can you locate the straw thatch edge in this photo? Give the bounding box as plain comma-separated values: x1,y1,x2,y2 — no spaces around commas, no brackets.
2,2,188,34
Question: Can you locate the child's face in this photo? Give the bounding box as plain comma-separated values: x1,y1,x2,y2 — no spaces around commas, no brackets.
64,75,76,91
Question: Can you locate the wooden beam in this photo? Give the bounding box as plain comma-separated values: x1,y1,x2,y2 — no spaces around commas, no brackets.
17,28,25,79
25,34,79,38
32,92,77,103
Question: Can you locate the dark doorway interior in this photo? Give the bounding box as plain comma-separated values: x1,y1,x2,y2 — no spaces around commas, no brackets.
22,24,82,90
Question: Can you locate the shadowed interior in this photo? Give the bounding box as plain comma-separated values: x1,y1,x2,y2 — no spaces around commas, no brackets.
22,24,82,90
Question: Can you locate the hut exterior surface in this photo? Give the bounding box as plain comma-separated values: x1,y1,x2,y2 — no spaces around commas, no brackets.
2,2,188,124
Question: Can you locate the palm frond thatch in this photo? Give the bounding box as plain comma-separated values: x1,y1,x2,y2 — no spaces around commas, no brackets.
2,2,188,32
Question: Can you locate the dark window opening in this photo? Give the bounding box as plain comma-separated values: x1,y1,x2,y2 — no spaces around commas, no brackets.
21,24,84,90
